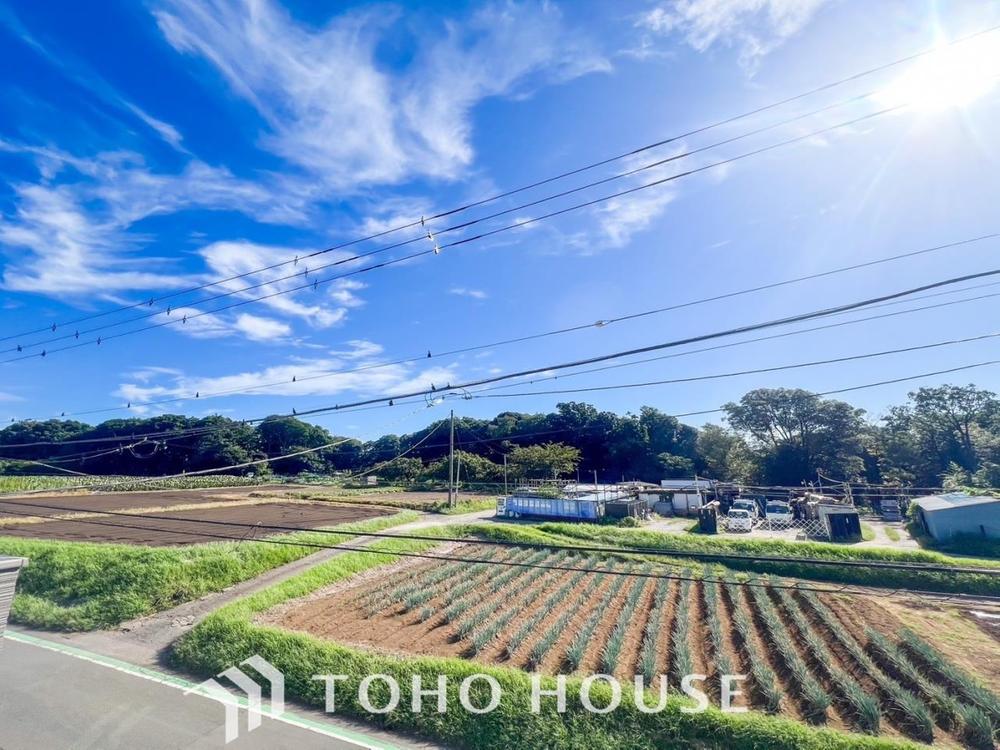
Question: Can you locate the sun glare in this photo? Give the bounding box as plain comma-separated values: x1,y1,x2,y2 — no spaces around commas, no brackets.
877,35,1000,112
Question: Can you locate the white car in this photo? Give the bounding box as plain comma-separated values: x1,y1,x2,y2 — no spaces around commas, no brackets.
730,499,758,518
726,508,754,532
765,501,793,524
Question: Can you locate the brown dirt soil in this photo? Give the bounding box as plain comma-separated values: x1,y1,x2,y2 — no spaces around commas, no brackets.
0,485,291,518
254,489,494,508
0,500,388,545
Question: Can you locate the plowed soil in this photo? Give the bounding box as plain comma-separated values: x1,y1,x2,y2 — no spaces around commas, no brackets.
260,546,1000,745
0,500,387,546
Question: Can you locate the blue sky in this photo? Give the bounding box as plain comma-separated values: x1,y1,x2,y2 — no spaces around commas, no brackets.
1,0,999,439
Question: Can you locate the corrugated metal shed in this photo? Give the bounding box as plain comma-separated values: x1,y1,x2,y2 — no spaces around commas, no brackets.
0,556,26,645
911,493,1000,541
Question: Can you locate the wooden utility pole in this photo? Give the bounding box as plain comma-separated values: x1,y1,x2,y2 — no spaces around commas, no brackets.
448,410,455,508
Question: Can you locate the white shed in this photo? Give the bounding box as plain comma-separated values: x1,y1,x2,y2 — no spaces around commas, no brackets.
0,556,26,645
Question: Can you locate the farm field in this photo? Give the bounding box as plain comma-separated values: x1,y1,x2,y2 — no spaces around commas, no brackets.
0,474,279,493
261,542,1000,748
0,484,295,517
257,486,498,513
0,499,388,545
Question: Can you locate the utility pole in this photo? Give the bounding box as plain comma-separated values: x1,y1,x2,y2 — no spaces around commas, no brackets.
455,450,462,507
448,410,455,508
503,453,509,496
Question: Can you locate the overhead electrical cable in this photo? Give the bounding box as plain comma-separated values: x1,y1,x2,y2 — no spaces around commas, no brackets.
3,270,1000,450
1,103,927,365
6,21,997,346
30,233,998,420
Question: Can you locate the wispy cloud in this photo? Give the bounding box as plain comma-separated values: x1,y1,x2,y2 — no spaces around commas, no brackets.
0,144,310,296
637,0,828,69
153,0,609,188
449,287,488,300
115,343,459,406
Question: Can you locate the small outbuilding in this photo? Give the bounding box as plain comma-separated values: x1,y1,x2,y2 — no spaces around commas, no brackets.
910,493,1000,541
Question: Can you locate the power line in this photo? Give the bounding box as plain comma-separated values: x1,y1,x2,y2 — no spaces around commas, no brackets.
287,268,1000,418
466,329,1000,399
31,233,998,421
0,102,919,366
3,271,999,451
7,21,996,347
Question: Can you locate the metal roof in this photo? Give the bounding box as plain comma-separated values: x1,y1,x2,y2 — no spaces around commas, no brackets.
912,492,1000,513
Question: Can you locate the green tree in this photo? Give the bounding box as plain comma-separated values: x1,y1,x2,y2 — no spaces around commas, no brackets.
507,442,581,479
724,388,866,485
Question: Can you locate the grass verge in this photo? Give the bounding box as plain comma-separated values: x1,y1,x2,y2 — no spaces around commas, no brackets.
0,511,417,631
172,535,918,750
511,522,1000,596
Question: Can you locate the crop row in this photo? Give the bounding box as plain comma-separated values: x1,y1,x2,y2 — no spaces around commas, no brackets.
798,592,933,742
700,575,735,684
639,579,670,682
725,581,782,713
600,573,650,675
565,568,629,672
670,576,694,688
528,560,604,670
453,551,570,646
771,588,880,734
746,579,829,723
504,563,595,661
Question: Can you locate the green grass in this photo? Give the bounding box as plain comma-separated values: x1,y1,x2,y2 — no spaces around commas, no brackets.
171,536,921,750
0,511,417,630
505,521,1000,596
860,523,876,542
0,474,278,492
884,527,901,542
908,527,1000,559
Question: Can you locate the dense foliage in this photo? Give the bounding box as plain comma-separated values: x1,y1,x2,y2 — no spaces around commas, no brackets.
4,383,1000,487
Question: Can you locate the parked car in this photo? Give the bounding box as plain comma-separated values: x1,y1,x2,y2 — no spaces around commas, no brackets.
765,500,793,523
730,498,759,517
726,508,754,532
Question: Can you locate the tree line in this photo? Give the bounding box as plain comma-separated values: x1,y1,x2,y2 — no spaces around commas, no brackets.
1,384,998,489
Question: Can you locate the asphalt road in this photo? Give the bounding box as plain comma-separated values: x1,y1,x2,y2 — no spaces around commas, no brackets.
0,637,398,750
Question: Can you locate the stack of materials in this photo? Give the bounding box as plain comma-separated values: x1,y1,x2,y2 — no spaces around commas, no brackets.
0,556,26,647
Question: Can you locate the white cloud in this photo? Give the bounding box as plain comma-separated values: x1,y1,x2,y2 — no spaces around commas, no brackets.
449,287,488,300
328,279,366,308
637,0,828,69
0,146,311,296
196,240,356,327
154,0,608,188
114,348,459,405
233,313,292,341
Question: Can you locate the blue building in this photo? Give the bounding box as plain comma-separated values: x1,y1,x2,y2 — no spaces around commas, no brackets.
911,493,1000,541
